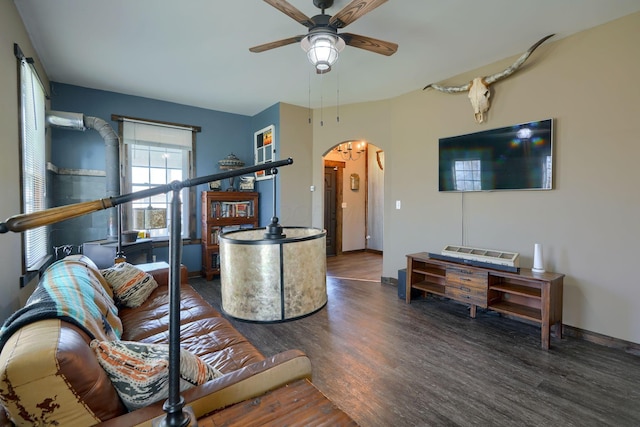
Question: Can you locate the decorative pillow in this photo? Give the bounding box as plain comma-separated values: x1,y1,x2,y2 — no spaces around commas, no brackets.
100,262,158,307
90,340,223,411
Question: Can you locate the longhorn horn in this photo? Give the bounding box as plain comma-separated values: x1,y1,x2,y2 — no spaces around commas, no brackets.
484,34,554,85
423,34,554,92
423,81,471,93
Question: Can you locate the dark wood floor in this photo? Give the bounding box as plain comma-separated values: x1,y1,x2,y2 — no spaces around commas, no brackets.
326,251,383,282
190,253,640,427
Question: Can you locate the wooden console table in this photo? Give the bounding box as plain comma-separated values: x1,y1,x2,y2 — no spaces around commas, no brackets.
406,252,564,350
198,379,357,426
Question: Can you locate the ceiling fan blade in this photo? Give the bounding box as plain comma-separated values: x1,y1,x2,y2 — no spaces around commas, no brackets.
263,0,314,28
341,33,398,56
329,0,388,29
249,35,305,53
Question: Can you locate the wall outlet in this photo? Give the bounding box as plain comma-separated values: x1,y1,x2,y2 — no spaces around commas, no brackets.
396,200,401,209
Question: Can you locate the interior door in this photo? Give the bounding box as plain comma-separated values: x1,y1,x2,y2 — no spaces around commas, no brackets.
324,166,337,256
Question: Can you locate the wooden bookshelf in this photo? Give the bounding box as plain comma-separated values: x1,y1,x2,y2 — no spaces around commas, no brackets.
201,191,258,280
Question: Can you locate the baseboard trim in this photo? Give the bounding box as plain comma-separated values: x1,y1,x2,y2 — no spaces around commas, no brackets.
562,325,640,355
339,249,383,255
381,276,396,286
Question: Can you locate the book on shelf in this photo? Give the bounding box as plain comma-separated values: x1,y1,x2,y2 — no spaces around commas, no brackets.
210,201,222,218
209,227,220,245
220,201,253,218
210,253,219,269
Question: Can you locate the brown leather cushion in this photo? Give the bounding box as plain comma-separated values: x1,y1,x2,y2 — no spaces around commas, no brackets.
119,284,218,341
120,282,265,373
137,316,265,373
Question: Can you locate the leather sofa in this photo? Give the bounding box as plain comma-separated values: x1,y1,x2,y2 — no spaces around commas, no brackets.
0,256,311,426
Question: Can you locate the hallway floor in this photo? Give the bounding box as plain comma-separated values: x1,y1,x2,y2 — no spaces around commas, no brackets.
326,251,383,282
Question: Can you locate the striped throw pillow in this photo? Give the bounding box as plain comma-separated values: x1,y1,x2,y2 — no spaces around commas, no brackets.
91,340,223,411
101,263,158,308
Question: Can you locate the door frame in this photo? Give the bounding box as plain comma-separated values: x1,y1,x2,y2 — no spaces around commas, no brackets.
324,160,344,256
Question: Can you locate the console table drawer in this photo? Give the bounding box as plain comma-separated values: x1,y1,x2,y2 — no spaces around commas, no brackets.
445,284,487,306
446,267,488,289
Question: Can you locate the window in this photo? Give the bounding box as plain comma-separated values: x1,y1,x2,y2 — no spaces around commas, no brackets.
120,118,197,238
19,54,48,270
254,125,275,180
453,159,481,191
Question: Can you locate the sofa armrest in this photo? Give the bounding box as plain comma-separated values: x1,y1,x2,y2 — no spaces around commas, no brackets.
97,349,312,426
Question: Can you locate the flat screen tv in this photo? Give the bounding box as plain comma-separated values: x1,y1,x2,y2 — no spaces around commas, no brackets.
438,119,554,192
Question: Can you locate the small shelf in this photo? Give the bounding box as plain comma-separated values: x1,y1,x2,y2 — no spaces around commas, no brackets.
489,301,542,323
413,268,445,279
490,283,541,299
412,280,446,296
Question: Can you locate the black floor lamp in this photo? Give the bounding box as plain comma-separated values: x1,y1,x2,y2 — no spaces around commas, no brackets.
1,158,294,426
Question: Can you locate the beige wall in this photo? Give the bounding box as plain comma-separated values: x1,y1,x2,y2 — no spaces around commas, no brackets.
278,103,314,227
309,12,640,344
0,1,50,321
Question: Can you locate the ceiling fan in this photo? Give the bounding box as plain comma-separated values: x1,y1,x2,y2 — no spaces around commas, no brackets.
249,0,398,74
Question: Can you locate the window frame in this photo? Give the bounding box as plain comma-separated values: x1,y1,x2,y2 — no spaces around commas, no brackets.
112,115,200,241
17,46,49,272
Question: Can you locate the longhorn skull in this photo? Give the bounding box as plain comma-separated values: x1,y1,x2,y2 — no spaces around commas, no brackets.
424,34,554,123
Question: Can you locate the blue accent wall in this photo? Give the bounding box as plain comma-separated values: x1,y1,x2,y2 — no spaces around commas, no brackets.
251,104,280,226
49,82,264,274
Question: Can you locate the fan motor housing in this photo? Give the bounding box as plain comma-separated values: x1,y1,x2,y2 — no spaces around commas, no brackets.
313,0,334,10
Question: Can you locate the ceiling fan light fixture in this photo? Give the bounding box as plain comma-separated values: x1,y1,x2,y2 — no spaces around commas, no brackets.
301,33,345,74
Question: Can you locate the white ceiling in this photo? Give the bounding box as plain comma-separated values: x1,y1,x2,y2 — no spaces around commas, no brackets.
14,0,640,116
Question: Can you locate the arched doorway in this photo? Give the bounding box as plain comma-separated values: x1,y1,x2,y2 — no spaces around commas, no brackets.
322,141,384,266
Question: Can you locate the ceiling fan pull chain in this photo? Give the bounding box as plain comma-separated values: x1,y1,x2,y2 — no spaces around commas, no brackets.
336,70,340,123
308,71,312,124
320,73,324,126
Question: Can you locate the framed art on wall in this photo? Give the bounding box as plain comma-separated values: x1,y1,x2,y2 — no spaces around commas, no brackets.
254,124,275,180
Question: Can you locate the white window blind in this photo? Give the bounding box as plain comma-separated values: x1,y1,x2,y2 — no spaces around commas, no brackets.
122,120,193,238
20,59,48,269
123,120,193,149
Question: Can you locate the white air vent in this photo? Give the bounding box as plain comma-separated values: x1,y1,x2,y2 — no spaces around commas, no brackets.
442,245,520,267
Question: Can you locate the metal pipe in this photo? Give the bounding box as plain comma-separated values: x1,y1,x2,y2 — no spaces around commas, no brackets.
83,115,120,240
1,158,294,233
45,111,120,240
163,187,188,426
45,111,85,130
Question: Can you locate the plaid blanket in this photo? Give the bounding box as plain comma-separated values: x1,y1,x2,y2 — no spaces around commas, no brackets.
0,257,122,351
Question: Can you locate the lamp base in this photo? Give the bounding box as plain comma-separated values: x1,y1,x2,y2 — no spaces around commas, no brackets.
151,405,196,427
